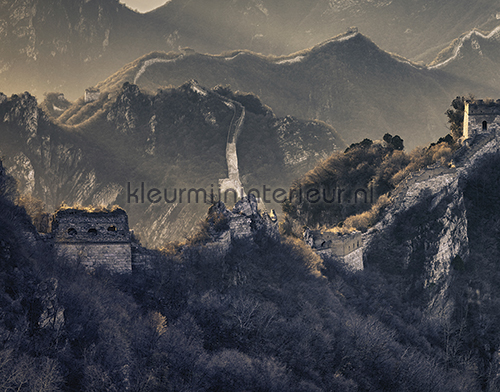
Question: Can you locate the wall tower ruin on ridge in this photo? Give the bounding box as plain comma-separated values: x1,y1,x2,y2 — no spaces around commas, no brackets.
84,88,101,103
303,228,363,271
51,208,132,273
463,99,500,139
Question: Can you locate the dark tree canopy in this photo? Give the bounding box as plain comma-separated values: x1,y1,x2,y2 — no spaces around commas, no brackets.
344,138,373,153
446,96,469,140
383,133,404,150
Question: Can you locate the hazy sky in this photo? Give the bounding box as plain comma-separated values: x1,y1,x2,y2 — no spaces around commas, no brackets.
121,0,170,13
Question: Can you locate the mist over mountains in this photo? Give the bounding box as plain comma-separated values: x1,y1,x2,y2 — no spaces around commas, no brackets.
151,0,500,61
4,2,500,390
0,0,166,98
2,0,500,239
104,31,499,148
0,82,342,245
2,0,500,234
2,0,500,102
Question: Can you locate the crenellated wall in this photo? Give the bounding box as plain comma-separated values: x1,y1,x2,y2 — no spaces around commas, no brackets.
51,208,132,273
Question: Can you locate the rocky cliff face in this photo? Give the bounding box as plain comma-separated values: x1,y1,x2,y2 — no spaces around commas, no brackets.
363,134,500,316
0,92,122,210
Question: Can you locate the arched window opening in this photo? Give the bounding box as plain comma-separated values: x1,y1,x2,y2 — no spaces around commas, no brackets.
88,228,98,235
67,228,77,235
483,121,488,131
108,226,117,232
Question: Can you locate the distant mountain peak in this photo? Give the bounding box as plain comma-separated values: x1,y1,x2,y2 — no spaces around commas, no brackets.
311,29,387,56
317,27,360,47
271,29,380,66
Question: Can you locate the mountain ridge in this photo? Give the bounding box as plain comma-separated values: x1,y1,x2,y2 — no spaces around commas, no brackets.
96,31,499,149
1,0,500,99
428,25,500,92
150,0,500,61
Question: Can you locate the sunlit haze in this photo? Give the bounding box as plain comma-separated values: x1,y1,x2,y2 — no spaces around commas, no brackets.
121,0,169,13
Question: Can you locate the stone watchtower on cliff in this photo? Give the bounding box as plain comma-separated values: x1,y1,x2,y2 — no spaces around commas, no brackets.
51,208,132,273
303,229,363,271
463,99,500,139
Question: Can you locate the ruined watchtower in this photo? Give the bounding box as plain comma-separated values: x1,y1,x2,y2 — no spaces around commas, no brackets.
51,208,132,273
463,99,500,139
84,88,100,103
304,228,363,271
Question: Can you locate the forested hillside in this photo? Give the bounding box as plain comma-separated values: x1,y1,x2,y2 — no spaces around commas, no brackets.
0,158,479,391
282,132,457,235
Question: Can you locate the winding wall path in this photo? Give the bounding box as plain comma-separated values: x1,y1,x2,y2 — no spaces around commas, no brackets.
134,59,246,199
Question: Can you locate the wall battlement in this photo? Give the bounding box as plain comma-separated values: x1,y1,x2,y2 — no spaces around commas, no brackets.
51,208,132,273
52,208,130,243
466,99,500,114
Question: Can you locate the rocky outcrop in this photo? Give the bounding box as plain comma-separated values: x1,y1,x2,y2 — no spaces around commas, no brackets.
206,194,279,247
2,92,41,141
363,134,500,315
0,92,122,211
106,82,153,134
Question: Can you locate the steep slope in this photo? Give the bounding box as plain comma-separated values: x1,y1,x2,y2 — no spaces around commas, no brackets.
108,32,499,149
0,157,481,391
429,26,500,91
282,128,500,316
0,83,343,246
361,135,500,387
